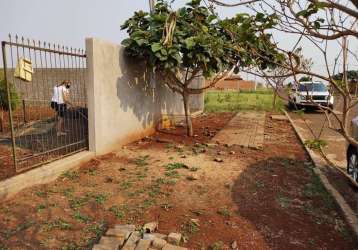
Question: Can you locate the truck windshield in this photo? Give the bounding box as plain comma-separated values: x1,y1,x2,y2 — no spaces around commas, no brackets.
298,83,327,92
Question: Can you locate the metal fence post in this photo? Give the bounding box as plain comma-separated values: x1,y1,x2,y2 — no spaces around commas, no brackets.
1,41,17,169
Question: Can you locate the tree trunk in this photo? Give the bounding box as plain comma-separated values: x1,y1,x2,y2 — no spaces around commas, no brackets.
183,92,193,136
272,90,277,110
0,109,3,132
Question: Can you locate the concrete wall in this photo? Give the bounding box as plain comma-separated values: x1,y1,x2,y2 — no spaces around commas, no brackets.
86,38,200,154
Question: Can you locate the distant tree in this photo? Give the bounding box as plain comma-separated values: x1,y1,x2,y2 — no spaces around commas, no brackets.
299,76,313,82
333,70,358,81
121,0,282,136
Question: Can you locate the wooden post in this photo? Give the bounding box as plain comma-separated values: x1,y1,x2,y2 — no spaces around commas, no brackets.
22,99,27,124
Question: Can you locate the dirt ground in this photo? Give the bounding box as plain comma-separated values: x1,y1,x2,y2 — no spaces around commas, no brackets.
0,112,357,250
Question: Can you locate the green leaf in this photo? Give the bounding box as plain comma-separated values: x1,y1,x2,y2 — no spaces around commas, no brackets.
185,37,196,49
151,43,162,53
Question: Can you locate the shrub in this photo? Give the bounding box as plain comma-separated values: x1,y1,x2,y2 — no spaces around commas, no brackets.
0,75,20,111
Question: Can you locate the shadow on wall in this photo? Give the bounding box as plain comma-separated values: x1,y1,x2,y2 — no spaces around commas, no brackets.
116,47,184,128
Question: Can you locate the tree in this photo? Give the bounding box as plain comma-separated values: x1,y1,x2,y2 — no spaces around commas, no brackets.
209,0,358,147
121,0,282,136
299,76,313,82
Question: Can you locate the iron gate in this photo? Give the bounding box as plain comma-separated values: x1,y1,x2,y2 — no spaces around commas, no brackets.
1,35,88,172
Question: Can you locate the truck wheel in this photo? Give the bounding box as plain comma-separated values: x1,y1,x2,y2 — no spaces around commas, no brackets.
347,149,358,182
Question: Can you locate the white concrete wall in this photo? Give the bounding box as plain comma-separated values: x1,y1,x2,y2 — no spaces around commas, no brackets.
86,38,190,154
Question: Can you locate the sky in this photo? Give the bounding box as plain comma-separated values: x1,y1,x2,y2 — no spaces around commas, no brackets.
0,0,357,81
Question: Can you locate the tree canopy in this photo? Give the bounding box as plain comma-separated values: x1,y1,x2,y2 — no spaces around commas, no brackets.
121,0,282,135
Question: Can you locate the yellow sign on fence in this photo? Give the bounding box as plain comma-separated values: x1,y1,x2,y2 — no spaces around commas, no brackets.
14,57,34,82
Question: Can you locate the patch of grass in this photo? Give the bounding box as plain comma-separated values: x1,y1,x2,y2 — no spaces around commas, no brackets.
85,222,107,247
62,242,81,250
69,195,90,210
36,204,47,212
91,193,108,205
165,162,188,171
303,171,334,209
217,207,231,217
35,190,48,198
73,211,92,223
119,181,133,190
109,205,128,219
210,241,224,250
44,219,72,231
140,198,156,209
276,194,291,209
304,139,327,150
61,170,80,180
156,178,176,185
189,167,199,172
182,219,200,237
255,181,265,189
205,91,284,113
62,188,75,198
3,220,35,239
165,170,180,178
133,155,150,167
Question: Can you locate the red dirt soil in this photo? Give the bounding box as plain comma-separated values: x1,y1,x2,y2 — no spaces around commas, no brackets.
0,113,357,250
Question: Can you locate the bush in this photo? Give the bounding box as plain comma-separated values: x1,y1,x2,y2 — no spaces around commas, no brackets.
0,72,19,111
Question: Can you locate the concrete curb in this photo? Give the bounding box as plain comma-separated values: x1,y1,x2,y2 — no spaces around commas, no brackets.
284,111,358,238
0,151,94,201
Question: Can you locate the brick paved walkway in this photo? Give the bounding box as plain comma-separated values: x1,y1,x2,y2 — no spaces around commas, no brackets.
212,111,265,149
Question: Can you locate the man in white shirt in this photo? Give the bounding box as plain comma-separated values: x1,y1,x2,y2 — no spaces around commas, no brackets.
51,80,71,136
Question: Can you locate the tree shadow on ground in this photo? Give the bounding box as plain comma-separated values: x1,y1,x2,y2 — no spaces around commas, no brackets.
231,156,358,250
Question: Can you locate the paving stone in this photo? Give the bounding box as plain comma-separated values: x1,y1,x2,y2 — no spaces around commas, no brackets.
122,232,141,250
162,244,188,250
270,115,288,121
152,233,167,240
98,236,123,250
106,228,129,242
143,222,158,233
152,238,167,249
114,224,136,232
167,233,182,245
135,239,152,250
92,244,109,250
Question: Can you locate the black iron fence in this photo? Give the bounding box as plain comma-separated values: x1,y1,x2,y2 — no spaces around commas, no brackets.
1,34,88,172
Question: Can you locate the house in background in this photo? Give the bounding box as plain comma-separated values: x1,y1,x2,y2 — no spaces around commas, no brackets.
209,75,257,91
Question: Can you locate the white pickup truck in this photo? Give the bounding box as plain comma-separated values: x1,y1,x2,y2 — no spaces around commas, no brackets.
288,81,334,110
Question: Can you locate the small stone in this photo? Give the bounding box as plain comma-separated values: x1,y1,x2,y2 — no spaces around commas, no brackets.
167,233,182,245
193,134,198,137
135,239,152,250
152,238,167,249
180,155,187,158
229,151,235,155
217,151,225,155
186,174,198,181
231,240,238,249
162,244,188,250
118,167,126,171
143,222,158,233
214,158,224,163
99,236,122,250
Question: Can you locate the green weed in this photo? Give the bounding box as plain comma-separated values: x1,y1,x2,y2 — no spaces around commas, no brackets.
304,139,327,150
109,205,128,219
217,207,231,217
69,195,90,210
165,162,188,171
62,242,81,250
133,155,150,167
61,170,80,180
73,211,92,223
211,241,224,250
36,204,47,212
45,219,72,231
276,194,291,208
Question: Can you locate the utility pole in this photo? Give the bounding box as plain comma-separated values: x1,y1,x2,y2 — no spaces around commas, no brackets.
149,0,155,12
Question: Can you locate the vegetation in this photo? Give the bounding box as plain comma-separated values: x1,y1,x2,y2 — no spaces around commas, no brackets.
121,0,282,136
204,90,285,112
0,71,19,131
